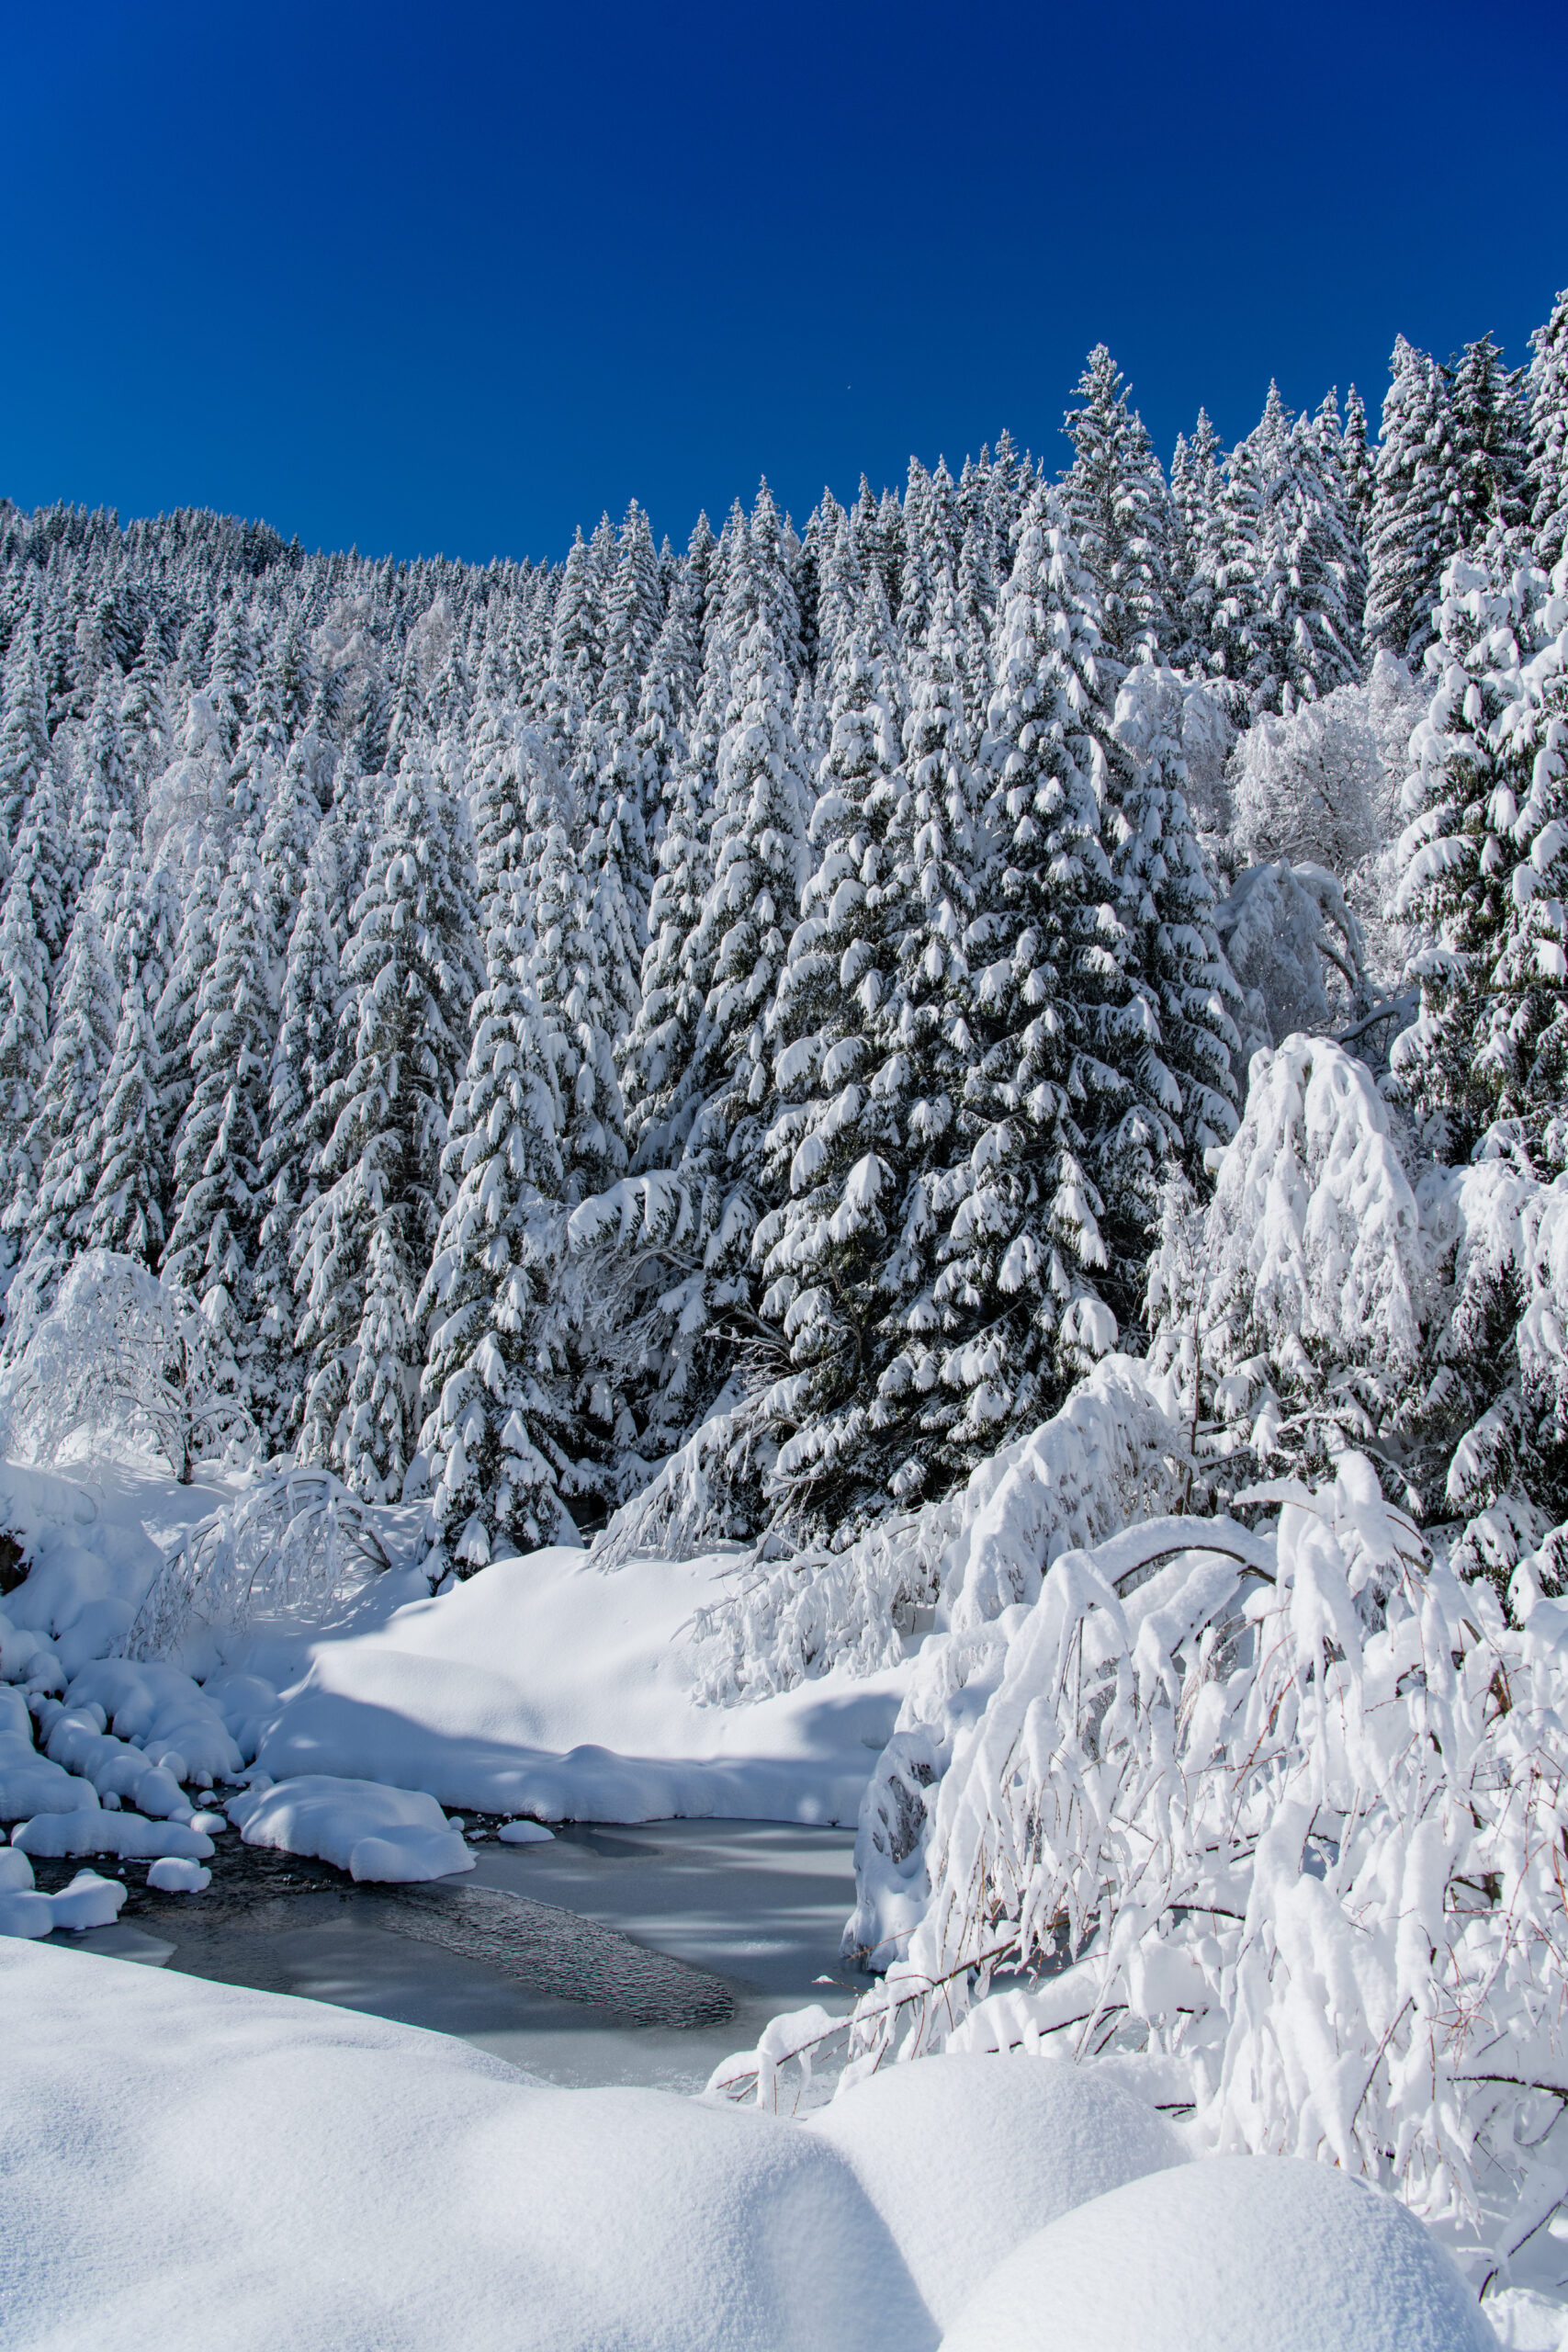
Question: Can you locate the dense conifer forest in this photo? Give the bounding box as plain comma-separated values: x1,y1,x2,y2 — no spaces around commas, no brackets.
2,291,1565,1571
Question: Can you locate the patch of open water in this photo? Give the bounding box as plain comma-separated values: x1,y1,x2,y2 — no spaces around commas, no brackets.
43,1818,874,2094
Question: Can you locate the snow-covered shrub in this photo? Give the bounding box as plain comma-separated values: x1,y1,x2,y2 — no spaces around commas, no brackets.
717,1453,1568,2284
842,1358,1183,1958
127,1465,396,1659
0,1252,253,1483
1230,685,1381,872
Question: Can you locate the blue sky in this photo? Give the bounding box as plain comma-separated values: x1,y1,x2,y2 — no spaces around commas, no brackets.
3,0,1564,566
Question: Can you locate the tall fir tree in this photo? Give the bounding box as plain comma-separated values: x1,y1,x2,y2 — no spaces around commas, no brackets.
1527,288,1568,575
1060,345,1175,667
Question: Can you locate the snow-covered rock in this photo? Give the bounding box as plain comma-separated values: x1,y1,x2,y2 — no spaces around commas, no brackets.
226,1774,474,1883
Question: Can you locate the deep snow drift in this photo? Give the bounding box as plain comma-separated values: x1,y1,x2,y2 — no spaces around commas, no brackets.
0,1942,1493,2352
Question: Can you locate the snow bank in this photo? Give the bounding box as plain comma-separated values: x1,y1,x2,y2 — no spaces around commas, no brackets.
146,1855,210,1893
939,2156,1493,2352
253,1545,907,1826
807,2055,1186,2333
1,1941,933,2352
227,1776,474,1883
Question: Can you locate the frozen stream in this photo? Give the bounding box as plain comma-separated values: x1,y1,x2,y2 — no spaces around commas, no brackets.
60,1819,873,2094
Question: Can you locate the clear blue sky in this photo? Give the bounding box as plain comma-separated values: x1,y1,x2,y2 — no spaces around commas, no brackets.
3,0,1564,567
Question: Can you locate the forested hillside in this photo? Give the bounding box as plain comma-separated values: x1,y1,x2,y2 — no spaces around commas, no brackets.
2,292,1565,1577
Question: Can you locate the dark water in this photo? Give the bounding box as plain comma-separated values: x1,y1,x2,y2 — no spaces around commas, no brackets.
49,1817,871,2092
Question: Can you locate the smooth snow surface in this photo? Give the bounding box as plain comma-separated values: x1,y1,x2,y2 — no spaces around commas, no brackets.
254,1545,907,1825
808,2054,1188,2331
227,1774,474,1883
0,1941,934,2352
938,2154,1495,2352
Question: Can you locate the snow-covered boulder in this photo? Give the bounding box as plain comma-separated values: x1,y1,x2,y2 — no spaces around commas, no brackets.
937,2155,1493,2351
226,1774,474,1883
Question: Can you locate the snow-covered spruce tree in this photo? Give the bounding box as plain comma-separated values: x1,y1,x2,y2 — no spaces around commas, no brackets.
1527,287,1568,574
1168,407,1226,681
82,867,167,1272
1060,345,1174,666
0,623,50,854
932,486,1130,1462
751,578,908,1532
528,813,627,1211
118,620,168,807
681,605,811,1196
293,753,480,1492
1341,382,1375,539
1105,662,1242,1165
161,841,274,1368
1445,332,1529,553
1365,336,1458,665
417,837,576,1567
0,761,66,1265
6,898,118,1341
761,572,993,1524
1391,537,1568,1168
153,826,228,1161
251,825,344,1446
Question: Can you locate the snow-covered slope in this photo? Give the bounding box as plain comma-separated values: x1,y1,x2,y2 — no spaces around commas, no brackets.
252,1544,908,1825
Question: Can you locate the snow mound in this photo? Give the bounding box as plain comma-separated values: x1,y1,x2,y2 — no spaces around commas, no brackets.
227,1774,474,1883
12,1810,215,1861
937,2155,1494,2352
807,2055,1186,2332
146,1856,211,1893
1,1941,934,2352
0,1859,127,1939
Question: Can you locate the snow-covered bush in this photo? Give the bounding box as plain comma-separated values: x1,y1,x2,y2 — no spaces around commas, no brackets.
0,1252,253,1483
717,1452,1568,2286
128,1465,396,1659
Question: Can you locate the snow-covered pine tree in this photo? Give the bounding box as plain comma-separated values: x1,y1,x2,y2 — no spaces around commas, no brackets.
7,897,118,1338
1366,337,1458,665
1391,537,1568,1167
83,849,168,1270
252,825,344,1446
1446,333,1529,553
752,576,907,1530
418,820,573,1566
118,621,168,805
1060,345,1174,667
161,841,274,1367
0,761,65,1265
933,485,1129,1460
529,813,627,1209
1527,288,1568,574
0,624,50,855
1105,662,1242,1168
1342,384,1376,539
293,752,480,1488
